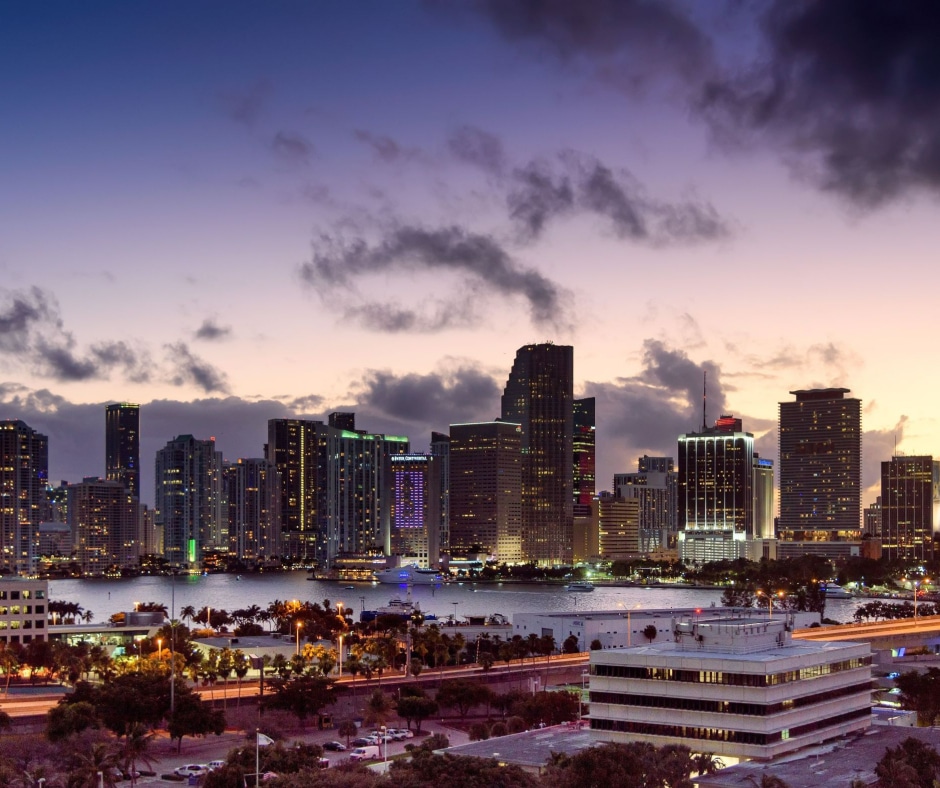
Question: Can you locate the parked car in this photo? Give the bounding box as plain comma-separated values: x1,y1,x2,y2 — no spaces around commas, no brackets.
394,728,414,739
174,765,208,777
323,741,346,752
349,746,380,762
351,737,372,747
206,761,227,772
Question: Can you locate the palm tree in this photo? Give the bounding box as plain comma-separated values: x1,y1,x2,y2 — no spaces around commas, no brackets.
693,752,724,776
179,605,196,626
120,723,155,787
233,650,250,707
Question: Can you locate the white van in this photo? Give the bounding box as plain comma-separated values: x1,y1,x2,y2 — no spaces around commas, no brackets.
349,746,380,762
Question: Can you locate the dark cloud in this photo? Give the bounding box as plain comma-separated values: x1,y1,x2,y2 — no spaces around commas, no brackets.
33,339,99,382
0,287,59,353
221,80,273,127
699,2,940,206
447,125,507,175
166,343,230,394
507,160,575,239
470,0,713,96
300,225,569,331
508,153,731,242
0,287,152,383
343,300,476,333
355,366,500,426
353,129,418,163
194,319,232,341
271,131,314,165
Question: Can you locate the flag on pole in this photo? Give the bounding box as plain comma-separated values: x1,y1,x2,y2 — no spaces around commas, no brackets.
257,732,274,747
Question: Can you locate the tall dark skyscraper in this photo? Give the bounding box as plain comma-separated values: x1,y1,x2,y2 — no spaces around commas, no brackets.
0,420,48,574
880,455,940,562
778,388,862,558
572,397,596,518
266,418,331,564
449,421,522,563
501,343,574,565
105,403,140,500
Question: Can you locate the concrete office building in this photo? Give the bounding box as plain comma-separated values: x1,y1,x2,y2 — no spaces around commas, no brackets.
501,343,574,565
154,434,224,567
0,578,48,644
0,420,48,574
778,389,863,559
105,403,140,500
449,421,522,563
677,416,754,564
595,494,640,559
588,614,871,760
68,477,138,574
880,455,940,562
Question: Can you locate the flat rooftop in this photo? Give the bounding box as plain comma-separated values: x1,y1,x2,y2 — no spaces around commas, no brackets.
442,723,596,771
697,726,940,788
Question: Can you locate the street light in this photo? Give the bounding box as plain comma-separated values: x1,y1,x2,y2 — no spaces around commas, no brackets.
381,725,388,764
452,602,459,624
295,621,303,656
157,638,162,659
337,634,344,678
756,590,784,619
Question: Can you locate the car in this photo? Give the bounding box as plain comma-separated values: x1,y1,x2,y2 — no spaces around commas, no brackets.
351,737,372,747
385,729,406,741
174,765,209,778
206,761,227,772
395,728,414,739
323,741,346,752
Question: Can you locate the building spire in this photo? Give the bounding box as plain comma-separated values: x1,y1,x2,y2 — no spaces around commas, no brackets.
702,370,707,431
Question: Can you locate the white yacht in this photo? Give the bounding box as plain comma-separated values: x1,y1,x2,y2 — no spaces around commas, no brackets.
565,581,595,592
375,565,443,585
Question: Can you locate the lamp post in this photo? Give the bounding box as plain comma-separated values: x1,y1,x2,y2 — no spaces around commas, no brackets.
452,602,459,624
337,634,344,678
757,590,785,619
295,621,303,656
157,638,162,661
381,725,388,764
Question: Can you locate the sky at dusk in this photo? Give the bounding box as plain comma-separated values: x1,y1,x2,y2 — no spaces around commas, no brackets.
2,1,938,507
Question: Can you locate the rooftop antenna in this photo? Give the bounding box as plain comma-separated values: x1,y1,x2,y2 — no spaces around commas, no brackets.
702,370,707,431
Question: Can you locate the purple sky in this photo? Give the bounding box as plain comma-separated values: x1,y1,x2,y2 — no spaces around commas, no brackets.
1,1,937,506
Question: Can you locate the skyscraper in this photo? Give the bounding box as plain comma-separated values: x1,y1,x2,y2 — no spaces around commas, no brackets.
105,403,140,500
677,415,754,564
330,421,409,558
154,435,224,567
266,418,331,564
224,458,281,562
573,397,596,518
778,388,862,558
614,455,678,552
880,455,940,562
449,421,522,562
0,420,48,574
68,477,137,575
501,343,574,565
387,454,442,567
430,432,451,555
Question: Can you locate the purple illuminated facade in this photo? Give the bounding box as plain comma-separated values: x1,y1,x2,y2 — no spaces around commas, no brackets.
387,454,442,567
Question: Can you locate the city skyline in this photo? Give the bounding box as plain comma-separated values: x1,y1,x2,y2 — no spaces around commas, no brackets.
2,3,936,506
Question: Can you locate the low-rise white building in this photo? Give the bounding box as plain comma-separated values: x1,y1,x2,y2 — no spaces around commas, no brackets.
588,614,871,760
513,606,821,652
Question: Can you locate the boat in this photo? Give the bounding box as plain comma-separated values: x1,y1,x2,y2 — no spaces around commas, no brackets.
565,581,595,592
375,565,443,585
360,597,436,623
824,583,853,599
